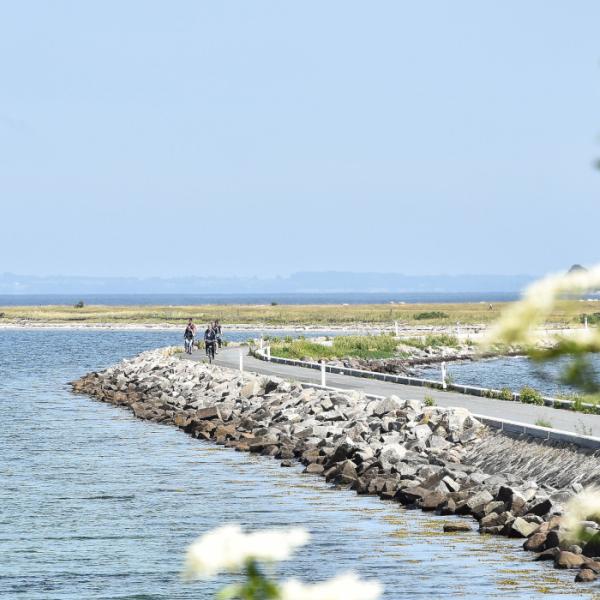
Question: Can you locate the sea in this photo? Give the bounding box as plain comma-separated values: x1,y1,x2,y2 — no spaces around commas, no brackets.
0,292,521,306
0,328,588,599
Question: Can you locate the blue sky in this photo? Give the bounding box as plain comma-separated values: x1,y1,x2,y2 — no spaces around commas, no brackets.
0,1,598,278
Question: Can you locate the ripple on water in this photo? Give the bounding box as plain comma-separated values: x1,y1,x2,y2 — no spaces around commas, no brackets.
0,330,592,599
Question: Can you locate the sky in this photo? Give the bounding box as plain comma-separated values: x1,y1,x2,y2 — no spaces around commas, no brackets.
0,1,599,278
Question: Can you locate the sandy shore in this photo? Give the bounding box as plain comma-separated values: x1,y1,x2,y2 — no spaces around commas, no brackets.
0,321,487,334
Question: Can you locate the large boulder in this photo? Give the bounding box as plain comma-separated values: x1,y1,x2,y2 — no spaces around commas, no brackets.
379,443,407,472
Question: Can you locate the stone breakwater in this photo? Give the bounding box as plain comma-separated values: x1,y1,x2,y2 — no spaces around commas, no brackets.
71,349,600,583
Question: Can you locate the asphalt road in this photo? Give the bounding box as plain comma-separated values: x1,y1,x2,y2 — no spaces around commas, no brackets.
185,346,600,437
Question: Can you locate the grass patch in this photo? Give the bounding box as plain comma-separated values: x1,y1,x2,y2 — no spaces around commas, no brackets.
424,395,436,407
400,334,460,349
271,334,400,360
534,418,553,428
414,311,449,320
0,299,587,327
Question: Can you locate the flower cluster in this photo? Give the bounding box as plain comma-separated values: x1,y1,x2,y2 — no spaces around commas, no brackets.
484,264,600,348
184,524,310,578
280,572,382,600
184,524,383,600
562,487,600,539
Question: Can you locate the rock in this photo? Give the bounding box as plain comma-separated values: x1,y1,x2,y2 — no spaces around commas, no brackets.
509,517,538,538
443,522,472,533
379,443,407,472
396,486,429,505
280,460,294,467
529,498,553,517
195,406,220,420
304,463,325,475
524,532,548,552
240,380,261,398
555,551,587,569
465,490,494,512
575,568,597,582
372,395,405,416
414,424,433,443
339,460,359,484
536,547,560,561
420,490,447,511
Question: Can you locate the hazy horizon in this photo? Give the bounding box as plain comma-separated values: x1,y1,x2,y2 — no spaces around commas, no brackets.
0,270,538,295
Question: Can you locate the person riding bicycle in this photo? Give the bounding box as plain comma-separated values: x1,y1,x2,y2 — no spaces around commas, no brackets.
184,321,195,354
204,323,216,359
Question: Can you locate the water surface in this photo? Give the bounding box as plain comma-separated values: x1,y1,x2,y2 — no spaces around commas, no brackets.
0,330,590,599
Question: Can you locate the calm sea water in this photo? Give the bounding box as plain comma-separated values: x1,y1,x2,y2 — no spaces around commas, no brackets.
0,292,519,306
0,329,589,599
419,355,600,398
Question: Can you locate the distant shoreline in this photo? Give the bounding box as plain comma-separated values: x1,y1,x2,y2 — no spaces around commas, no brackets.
0,322,480,334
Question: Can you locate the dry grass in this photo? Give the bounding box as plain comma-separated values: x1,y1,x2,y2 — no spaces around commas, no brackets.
0,300,589,327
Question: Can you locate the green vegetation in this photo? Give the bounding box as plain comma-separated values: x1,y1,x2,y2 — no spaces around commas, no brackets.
424,395,436,407
400,334,460,349
73,300,84,309
269,332,464,360
580,312,600,325
534,418,553,428
270,334,399,360
414,311,449,320
0,299,586,327
499,387,514,402
519,386,544,406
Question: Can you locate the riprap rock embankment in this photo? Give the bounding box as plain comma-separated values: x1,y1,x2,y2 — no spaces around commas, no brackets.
71,349,600,582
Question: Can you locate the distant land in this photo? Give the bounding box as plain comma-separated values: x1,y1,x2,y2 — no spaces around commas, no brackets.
0,271,534,295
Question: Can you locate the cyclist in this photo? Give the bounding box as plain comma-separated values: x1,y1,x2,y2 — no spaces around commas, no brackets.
214,319,223,350
184,321,195,354
204,323,217,361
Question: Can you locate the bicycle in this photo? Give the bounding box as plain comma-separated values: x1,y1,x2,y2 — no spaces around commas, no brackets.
184,336,195,354
205,340,216,363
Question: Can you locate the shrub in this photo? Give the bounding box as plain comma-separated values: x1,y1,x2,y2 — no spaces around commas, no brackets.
271,301,278,306
424,395,436,407
580,312,600,325
519,386,544,405
74,300,85,309
414,311,449,320
500,387,513,402
284,336,293,343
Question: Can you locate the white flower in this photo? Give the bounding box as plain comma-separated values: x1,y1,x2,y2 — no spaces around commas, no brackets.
562,487,600,537
280,572,383,600
184,524,310,579
484,264,600,347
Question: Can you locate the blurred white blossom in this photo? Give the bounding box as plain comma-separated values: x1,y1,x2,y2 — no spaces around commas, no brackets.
280,572,383,600
184,524,309,579
562,487,600,537
484,264,600,347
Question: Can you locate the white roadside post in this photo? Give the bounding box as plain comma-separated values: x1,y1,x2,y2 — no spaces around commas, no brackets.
394,320,399,337
585,316,589,330
259,337,264,350
266,345,271,361
441,361,447,390
239,347,244,377
321,360,326,387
